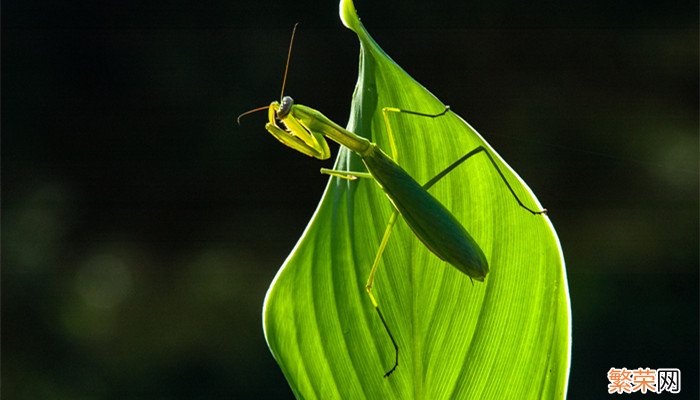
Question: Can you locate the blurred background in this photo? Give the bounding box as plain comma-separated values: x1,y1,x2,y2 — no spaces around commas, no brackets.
3,0,697,398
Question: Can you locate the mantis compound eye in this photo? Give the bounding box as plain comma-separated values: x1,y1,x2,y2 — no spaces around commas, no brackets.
278,96,294,119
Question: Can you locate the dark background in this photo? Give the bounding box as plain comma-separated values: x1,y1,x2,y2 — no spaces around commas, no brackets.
3,0,698,398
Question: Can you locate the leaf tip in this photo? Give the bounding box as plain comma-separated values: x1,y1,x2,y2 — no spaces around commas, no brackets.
339,0,360,32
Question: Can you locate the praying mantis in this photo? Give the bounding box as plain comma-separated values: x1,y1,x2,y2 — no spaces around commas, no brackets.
239,24,547,378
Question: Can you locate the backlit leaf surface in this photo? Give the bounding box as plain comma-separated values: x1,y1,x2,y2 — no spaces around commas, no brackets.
263,1,571,398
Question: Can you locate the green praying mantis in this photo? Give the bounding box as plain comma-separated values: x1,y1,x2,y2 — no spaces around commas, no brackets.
239,24,547,378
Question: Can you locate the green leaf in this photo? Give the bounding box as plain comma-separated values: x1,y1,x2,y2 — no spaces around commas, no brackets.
263,0,571,398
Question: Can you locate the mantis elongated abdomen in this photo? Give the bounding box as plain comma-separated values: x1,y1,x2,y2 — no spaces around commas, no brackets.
238,24,546,377
361,143,488,280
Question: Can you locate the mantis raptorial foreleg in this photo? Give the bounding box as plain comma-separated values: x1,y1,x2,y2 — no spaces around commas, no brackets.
241,24,549,379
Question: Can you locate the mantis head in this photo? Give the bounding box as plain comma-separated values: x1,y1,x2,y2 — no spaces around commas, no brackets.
275,96,294,119
237,24,331,160
263,96,332,160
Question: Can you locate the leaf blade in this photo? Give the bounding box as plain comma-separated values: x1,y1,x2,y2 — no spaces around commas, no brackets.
263,1,571,398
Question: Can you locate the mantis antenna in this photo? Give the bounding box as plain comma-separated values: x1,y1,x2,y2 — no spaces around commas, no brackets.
279,22,299,102
236,23,299,125
244,19,549,376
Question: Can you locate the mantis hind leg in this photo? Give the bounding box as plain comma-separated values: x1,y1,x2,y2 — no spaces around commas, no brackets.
367,105,545,378
318,166,400,376
383,105,545,214
318,167,400,376
366,211,400,378
423,146,547,215
363,105,452,378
